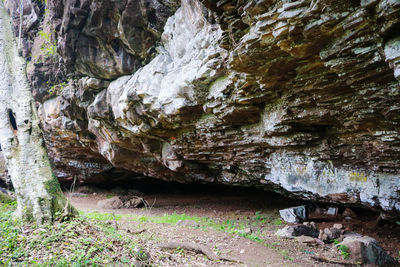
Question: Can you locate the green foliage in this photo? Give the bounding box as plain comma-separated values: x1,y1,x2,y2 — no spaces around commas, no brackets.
48,81,68,96
38,30,57,58
334,239,351,259
0,202,137,266
273,218,283,225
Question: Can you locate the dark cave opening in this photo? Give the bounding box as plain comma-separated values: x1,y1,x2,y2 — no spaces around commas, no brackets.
79,175,384,219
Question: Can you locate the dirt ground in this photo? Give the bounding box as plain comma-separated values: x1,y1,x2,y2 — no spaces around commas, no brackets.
68,189,400,266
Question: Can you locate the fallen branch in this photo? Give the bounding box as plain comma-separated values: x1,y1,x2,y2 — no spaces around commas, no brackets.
311,255,357,266
156,242,242,263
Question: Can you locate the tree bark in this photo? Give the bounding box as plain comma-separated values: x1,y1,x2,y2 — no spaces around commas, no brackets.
0,2,76,224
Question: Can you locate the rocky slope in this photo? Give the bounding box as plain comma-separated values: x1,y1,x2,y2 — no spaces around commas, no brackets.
3,0,400,216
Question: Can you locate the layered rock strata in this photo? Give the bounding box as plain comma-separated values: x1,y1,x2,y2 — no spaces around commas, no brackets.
3,0,400,216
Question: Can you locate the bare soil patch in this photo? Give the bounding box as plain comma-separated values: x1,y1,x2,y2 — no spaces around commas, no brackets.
68,190,400,266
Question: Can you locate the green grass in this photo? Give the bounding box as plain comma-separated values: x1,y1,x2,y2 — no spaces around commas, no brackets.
83,210,272,244
0,201,140,266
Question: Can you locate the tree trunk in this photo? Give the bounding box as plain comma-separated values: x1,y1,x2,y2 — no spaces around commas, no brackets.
0,2,76,224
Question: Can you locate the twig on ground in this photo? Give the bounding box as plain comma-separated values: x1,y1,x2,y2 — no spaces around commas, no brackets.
157,242,218,261
156,241,243,263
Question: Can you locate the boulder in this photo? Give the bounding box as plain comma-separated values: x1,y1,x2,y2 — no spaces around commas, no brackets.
122,196,144,209
324,227,343,240
97,197,124,209
97,196,145,209
276,225,319,239
339,236,397,266
279,206,307,223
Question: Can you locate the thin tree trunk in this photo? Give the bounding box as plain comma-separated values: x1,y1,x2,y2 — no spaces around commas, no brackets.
0,2,76,224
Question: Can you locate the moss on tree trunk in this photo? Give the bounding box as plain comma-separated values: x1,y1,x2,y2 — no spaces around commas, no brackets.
0,2,77,224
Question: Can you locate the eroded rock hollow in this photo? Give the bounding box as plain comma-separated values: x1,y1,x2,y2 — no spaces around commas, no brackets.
3,0,400,217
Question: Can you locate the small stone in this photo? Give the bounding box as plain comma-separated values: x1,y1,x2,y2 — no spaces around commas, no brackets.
240,249,245,254
86,77,102,89
324,227,342,240
333,224,343,229
318,229,328,241
279,206,307,223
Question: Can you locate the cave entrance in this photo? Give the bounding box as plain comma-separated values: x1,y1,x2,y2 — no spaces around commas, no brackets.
67,175,400,258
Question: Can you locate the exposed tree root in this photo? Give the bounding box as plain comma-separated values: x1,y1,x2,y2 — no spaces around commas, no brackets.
157,241,242,263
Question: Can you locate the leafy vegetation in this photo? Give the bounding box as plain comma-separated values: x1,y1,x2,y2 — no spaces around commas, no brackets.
48,81,68,96
0,201,139,266
334,239,351,259
38,30,57,58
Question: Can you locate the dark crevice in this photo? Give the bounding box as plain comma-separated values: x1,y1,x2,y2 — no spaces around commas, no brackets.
382,21,400,43
8,109,17,131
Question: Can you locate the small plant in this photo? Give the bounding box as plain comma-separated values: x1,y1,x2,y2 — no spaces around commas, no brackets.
273,218,283,225
38,30,57,58
175,246,184,255
254,211,263,221
266,242,280,249
48,81,68,96
214,245,222,256
334,239,350,259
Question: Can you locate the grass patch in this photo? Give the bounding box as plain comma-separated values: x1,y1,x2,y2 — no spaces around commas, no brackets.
86,211,274,244
0,202,139,266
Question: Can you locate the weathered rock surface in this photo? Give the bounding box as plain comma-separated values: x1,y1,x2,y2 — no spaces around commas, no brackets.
279,206,308,223
276,224,319,239
339,236,397,266
97,196,145,209
3,0,400,216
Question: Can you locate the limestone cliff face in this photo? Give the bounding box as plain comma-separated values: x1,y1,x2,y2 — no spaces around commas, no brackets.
4,0,400,216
